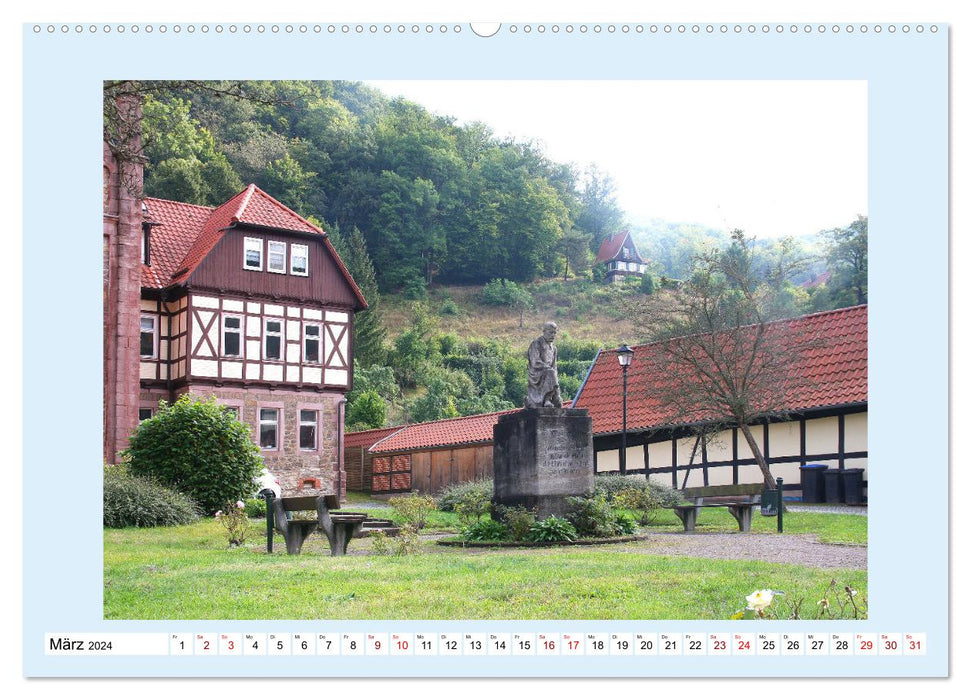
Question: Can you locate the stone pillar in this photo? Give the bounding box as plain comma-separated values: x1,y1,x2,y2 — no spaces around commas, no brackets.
103,94,144,465
492,408,594,518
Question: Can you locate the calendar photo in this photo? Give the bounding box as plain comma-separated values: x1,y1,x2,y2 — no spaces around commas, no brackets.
101,77,868,625
23,19,948,678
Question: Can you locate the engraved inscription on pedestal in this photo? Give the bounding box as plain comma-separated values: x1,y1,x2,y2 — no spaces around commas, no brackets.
492,407,594,518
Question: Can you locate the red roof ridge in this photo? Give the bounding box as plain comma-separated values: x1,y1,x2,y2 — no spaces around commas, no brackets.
230,183,258,223
235,184,325,234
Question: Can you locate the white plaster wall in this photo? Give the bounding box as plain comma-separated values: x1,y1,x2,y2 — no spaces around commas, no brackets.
806,416,839,454
222,361,243,379
193,359,218,377
193,294,219,309
845,412,868,452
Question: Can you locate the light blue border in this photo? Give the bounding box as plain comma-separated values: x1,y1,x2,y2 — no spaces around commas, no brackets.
22,22,948,677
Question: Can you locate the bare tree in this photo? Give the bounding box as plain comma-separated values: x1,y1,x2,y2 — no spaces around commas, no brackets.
630,230,819,488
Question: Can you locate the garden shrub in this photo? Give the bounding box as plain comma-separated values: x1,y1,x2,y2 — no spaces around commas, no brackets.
496,505,537,542
389,492,437,531
243,497,267,518
527,516,578,543
463,519,508,542
103,464,202,528
614,488,662,525
454,488,492,528
436,479,493,512
566,494,630,538
124,395,263,514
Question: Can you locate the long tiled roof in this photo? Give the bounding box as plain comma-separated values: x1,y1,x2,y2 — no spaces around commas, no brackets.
573,305,868,435
344,426,401,450
140,184,366,307
368,409,521,455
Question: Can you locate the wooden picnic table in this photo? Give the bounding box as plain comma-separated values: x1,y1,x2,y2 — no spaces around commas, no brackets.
269,494,368,555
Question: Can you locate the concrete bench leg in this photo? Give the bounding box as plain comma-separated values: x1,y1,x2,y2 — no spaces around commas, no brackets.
675,508,699,532
728,506,753,532
282,521,319,555
322,522,364,556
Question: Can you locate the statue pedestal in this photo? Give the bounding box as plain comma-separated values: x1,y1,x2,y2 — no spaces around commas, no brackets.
492,408,594,518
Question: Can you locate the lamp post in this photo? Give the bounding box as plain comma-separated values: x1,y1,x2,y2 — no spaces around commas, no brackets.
615,345,634,476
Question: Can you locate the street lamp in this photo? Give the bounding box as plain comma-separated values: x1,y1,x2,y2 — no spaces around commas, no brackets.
615,345,634,476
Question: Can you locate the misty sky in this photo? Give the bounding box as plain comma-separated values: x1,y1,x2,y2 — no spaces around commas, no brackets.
365,80,867,237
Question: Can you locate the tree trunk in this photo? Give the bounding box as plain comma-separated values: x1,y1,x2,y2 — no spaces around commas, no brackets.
738,422,775,488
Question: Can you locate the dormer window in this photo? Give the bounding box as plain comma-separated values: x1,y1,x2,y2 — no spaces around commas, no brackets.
291,244,309,276
267,241,286,274
243,237,263,270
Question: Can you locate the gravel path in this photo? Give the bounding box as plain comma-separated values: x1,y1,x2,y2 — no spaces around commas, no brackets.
597,532,866,570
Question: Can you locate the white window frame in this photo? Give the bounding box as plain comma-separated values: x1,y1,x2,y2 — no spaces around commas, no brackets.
303,323,322,365
290,243,309,276
259,408,280,450
299,409,318,451
222,314,243,358
140,314,158,359
264,318,284,361
267,240,287,274
243,237,263,271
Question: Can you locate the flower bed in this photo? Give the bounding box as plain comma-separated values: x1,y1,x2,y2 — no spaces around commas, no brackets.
436,534,648,548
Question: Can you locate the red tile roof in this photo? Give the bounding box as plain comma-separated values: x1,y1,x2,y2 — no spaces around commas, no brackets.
369,409,521,455
595,230,642,264
141,185,367,307
344,426,401,450
800,270,833,288
573,305,868,435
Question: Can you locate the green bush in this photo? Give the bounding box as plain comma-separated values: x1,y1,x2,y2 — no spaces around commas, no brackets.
389,492,437,531
243,498,266,518
527,516,578,543
437,479,493,512
124,395,263,514
566,494,630,538
103,464,202,528
439,298,461,316
594,474,681,509
496,505,537,542
463,519,508,542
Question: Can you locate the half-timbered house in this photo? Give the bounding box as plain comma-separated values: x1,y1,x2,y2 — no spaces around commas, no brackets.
104,150,366,495
594,230,648,283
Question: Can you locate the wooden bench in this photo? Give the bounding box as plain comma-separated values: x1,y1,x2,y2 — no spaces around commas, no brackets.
664,484,765,533
269,495,368,555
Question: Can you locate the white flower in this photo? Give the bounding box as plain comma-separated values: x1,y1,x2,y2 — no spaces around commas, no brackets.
214,510,223,519
746,589,775,611
236,500,245,509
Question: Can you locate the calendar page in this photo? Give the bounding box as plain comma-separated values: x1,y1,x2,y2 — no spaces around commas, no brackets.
20,9,948,680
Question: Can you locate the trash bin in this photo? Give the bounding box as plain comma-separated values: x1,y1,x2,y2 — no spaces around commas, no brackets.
823,469,844,503
841,468,865,505
799,464,828,503
761,488,778,516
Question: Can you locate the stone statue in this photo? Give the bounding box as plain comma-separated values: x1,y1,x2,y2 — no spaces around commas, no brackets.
525,322,563,408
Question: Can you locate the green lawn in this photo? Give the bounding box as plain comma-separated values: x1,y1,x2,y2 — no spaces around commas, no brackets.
104,517,866,620
641,508,867,545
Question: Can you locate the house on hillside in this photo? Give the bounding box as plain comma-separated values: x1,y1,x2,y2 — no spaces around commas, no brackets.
595,230,648,284
104,137,366,496
345,305,868,500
